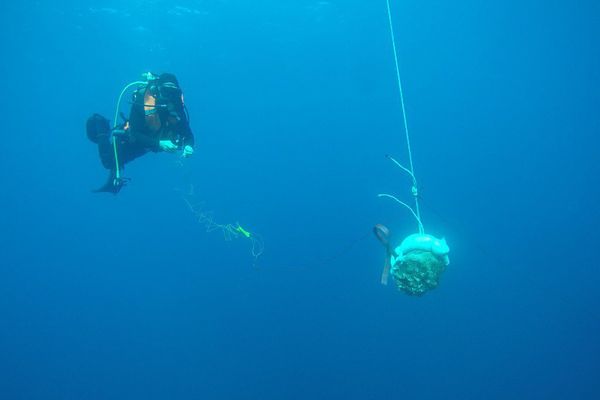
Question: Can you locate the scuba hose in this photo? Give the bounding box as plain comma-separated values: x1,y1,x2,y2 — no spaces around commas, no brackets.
112,80,146,180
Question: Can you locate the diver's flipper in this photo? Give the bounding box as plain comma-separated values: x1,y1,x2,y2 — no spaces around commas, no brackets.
86,114,111,144
93,172,130,194
381,257,391,285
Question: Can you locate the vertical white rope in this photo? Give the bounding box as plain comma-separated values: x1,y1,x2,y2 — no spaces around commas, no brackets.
385,0,423,232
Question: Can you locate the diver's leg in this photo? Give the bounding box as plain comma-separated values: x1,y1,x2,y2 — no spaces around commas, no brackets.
86,114,110,144
92,143,145,194
97,138,115,170
86,114,120,194
93,137,132,193
86,114,117,170
91,135,148,194
119,144,148,164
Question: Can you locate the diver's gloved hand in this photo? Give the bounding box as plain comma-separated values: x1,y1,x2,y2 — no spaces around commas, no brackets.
159,140,178,152
182,145,194,158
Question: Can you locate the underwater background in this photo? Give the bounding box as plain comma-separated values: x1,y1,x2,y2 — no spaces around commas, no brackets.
1,0,599,398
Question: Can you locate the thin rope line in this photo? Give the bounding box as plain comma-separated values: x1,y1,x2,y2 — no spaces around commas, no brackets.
385,0,422,227
378,193,424,233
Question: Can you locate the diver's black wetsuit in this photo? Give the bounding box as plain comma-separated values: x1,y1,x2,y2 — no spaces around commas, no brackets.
87,73,194,193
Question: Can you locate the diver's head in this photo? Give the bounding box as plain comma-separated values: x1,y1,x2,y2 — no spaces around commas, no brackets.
158,73,179,86
143,72,185,119
155,73,184,110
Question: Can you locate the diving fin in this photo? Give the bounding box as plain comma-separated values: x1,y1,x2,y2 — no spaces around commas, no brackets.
86,114,110,144
93,171,129,194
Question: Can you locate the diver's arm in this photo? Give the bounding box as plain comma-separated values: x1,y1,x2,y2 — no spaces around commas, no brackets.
180,124,195,157
177,122,195,148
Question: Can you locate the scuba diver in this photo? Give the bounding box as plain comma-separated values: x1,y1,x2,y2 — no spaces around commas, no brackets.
86,72,195,194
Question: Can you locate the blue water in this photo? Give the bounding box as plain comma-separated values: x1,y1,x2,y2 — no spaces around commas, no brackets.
1,1,599,398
